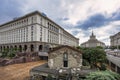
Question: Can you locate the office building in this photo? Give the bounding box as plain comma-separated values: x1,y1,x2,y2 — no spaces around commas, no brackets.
0,11,79,53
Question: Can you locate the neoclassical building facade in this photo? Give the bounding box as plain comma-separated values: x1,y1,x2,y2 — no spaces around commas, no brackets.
81,32,105,48
110,32,120,47
0,11,79,53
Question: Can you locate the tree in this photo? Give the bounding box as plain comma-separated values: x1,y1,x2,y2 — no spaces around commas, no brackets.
85,70,120,80
98,63,107,71
110,46,117,50
82,59,90,66
118,45,120,49
1,47,18,58
7,47,17,58
1,48,9,58
96,46,103,49
81,47,107,69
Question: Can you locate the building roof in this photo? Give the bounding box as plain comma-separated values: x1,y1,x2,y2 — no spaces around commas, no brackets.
48,45,82,54
106,54,120,67
110,32,120,38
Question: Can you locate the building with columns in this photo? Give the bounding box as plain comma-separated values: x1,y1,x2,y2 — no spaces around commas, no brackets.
0,11,79,53
81,32,105,48
110,32,120,47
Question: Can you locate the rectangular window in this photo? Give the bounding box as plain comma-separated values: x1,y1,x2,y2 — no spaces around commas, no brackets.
31,26,33,41
63,53,68,67
64,61,68,67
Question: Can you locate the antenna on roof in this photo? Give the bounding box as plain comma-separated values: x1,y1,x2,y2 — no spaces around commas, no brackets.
91,26,94,36
41,12,47,17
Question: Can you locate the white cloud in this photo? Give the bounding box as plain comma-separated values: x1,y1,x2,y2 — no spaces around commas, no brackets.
70,21,120,46
17,0,120,46
19,0,120,25
59,0,120,25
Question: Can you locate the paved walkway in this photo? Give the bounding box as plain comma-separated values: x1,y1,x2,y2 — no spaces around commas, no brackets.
0,60,46,80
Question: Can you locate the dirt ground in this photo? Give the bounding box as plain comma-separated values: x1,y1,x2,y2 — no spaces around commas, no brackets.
0,60,46,80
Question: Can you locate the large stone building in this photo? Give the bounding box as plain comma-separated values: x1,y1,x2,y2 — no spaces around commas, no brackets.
81,32,105,48
0,11,79,53
110,32,120,47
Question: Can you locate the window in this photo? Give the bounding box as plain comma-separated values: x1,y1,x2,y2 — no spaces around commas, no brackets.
32,17,33,23
40,26,42,41
26,27,28,41
63,52,68,67
30,44,34,52
64,61,68,67
31,26,33,41
48,22,49,28
40,17,42,24
39,45,43,51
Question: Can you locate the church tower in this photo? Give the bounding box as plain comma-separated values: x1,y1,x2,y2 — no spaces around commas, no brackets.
90,31,96,40
81,30,105,48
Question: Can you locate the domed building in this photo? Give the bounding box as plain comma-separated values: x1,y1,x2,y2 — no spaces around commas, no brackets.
81,32,105,48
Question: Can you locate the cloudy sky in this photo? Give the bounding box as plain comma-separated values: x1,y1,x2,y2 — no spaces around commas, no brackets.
0,0,120,46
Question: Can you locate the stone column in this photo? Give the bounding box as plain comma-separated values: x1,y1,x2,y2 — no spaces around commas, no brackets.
22,45,24,52
34,44,39,52
27,44,31,52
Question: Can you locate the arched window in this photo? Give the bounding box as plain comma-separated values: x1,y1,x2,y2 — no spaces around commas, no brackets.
39,45,43,51
7,46,9,51
14,45,17,50
3,46,5,51
63,52,68,67
19,45,22,52
31,44,34,52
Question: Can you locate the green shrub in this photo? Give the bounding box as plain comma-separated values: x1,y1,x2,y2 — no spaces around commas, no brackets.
85,70,120,80
46,74,53,80
1,51,8,58
99,63,106,71
81,47,107,68
7,52,15,58
83,59,90,66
